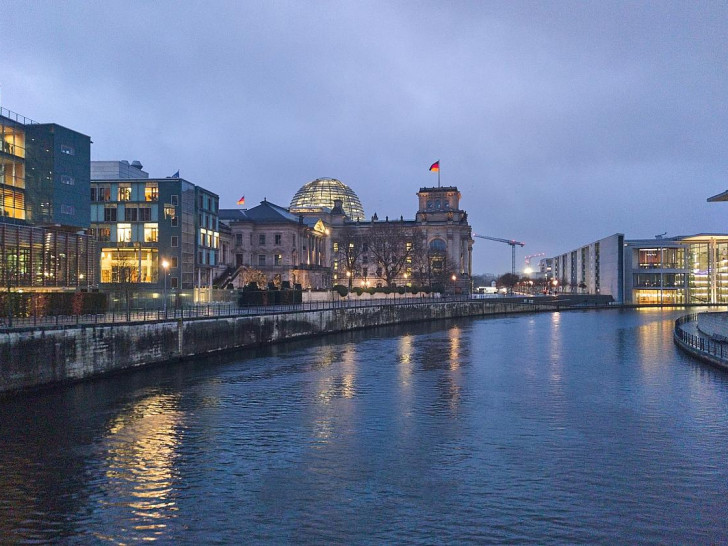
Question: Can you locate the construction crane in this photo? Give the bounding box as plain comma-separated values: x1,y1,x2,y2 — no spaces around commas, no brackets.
473,234,525,276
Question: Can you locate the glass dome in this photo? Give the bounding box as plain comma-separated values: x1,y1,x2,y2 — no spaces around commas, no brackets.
289,178,365,220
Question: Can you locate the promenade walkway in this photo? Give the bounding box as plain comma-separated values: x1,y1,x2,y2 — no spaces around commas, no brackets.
674,313,728,370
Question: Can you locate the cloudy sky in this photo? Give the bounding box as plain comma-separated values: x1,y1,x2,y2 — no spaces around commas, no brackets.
3,1,727,274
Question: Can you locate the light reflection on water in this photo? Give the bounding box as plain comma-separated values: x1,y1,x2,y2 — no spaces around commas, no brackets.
1,308,728,543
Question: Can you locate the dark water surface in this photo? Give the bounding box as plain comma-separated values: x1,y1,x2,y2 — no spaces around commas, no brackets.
1,308,728,544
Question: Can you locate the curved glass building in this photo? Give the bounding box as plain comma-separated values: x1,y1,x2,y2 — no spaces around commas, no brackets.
289,177,365,221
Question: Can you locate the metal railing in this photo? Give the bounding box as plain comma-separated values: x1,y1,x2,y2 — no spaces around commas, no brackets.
0,107,38,125
0,293,615,331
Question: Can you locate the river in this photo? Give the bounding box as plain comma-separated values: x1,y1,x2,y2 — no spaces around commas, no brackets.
1,308,727,543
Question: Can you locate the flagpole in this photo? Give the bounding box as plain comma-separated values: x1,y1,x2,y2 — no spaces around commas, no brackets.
438,161,441,188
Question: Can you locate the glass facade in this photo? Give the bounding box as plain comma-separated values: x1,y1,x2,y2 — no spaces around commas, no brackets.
0,115,27,221
289,178,365,220
0,223,97,288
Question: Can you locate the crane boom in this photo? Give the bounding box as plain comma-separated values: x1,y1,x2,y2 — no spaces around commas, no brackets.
473,233,525,277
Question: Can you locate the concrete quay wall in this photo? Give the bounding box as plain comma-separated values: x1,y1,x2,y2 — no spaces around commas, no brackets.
0,297,609,394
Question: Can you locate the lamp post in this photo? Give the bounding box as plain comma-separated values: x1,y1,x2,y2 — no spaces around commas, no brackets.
162,259,169,318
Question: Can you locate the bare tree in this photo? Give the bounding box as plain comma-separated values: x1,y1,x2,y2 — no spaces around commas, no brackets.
367,222,421,287
333,225,366,289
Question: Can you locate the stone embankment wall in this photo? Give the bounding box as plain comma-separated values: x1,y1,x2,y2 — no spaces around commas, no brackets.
0,297,611,394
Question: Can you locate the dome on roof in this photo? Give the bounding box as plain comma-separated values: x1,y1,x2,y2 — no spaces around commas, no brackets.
289,177,365,220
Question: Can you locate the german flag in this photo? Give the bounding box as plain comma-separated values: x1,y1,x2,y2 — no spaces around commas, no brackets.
237,195,245,206
429,161,440,172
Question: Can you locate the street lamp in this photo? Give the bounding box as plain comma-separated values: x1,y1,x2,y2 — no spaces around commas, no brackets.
162,259,170,317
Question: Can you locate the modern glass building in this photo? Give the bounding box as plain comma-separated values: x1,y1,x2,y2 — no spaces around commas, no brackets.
547,233,728,304
1,108,96,290
90,163,219,297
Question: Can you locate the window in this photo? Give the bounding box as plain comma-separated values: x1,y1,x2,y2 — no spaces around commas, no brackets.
406,242,413,251
139,207,151,221
236,253,243,266
97,227,111,241
275,234,282,245
171,194,179,205
118,185,131,201
363,267,368,277
61,144,75,155
259,234,266,245
171,216,178,227
334,260,339,270
171,277,179,289
333,242,339,252
60,204,75,215
235,233,243,246
124,207,138,222
171,257,178,268
363,255,368,264
274,254,282,266
117,223,132,242
171,236,178,247
104,207,117,222
199,251,203,264
429,239,447,252
144,223,158,242
362,242,368,251
94,185,111,202
164,204,176,220
61,175,74,185
258,255,266,266
145,184,159,202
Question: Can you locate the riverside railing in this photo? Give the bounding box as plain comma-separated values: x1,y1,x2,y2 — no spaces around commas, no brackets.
0,294,611,331
674,313,728,362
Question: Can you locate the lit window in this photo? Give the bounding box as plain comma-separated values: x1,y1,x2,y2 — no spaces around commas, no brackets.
117,223,132,242
144,223,158,242
275,234,282,245
164,204,176,220
60,204,75,215
118,185,131,201
145,184,158,202
61,144,75,155
275,254,282,265
61,175,74,185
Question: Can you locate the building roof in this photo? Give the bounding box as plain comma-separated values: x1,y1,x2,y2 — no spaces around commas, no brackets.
219,200,301,224
289,177,365,220
707,190,728,202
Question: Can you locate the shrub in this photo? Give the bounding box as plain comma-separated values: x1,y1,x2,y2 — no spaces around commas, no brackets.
353,287,364,296
397,286,406,295
382,286,392,295
333,285,348,297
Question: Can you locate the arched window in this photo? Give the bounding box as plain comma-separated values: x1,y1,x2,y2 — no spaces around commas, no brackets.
429,239,447,252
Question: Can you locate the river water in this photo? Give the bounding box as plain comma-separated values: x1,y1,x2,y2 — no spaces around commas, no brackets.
1,308,727,544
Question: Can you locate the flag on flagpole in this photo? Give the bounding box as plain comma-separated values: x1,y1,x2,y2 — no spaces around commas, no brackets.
429,160,440,172
171,170,180,178
237,195,245,206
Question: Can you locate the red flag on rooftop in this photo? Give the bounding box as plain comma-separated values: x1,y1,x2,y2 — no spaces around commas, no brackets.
237,195,245,206
429,160,440,172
